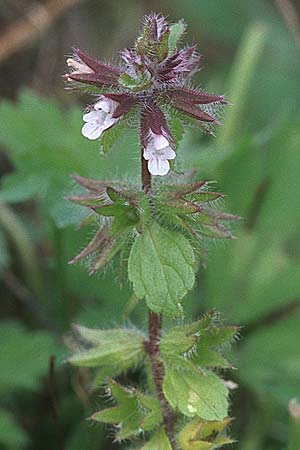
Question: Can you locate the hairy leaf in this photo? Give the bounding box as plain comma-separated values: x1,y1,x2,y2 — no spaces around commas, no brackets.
168,20,187,53
163,366,229,420
141,427,172,450
178,417,234,450
69,325,145,371
92,380,162,440
128,222,195,317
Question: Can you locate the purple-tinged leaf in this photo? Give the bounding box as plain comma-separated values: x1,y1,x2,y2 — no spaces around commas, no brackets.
172,99,217,123
169,87,226,105
73,47,121,78
68,228,106,265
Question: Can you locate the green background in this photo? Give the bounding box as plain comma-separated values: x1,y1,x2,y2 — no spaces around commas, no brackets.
0,0,300,449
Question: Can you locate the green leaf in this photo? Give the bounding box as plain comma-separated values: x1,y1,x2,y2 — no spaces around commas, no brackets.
157,30,171,61
141,427,172,450
163,366,229,420
0,321,61,393
186,192,223,203
92,380,162,440
92,380,141,440
193,348,232,369
160,311,217,355
178,417,234,450
199,326,238,348
69,326,145,371
168,20,187,53
128,222,195,317
134,391,163,432
119,73,152,92
0,409,29,448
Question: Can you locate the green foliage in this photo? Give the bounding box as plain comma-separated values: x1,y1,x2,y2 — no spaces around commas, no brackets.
92,379,162,440
1,1,300,449
178,417,234,450
69,325,145,378
0,321,60,393
163,365,229,420
238,315,300,404
168,20,187,53
0,409,28,449
141,427,172,450
128,221,195,317
161,312,238,370
119,73,153,92
0,90,139,228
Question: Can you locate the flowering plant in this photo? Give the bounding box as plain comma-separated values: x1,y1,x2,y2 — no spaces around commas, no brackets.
65,13,239,449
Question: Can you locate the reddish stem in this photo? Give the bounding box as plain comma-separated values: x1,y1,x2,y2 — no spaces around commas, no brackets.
141,149,175,446
147,312,175,444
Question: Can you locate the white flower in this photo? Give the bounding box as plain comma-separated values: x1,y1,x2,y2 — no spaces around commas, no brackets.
82,97,118,140
143,132,176,176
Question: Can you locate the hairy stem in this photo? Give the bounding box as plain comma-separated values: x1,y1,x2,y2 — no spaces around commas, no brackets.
141,150,175,446
147,312,175,444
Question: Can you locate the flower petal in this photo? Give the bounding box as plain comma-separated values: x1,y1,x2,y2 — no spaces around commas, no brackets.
94,97,113,113
143,147,152,160
148,157,170,176
83,110,103,122
162,146,176,160
82,122,104,140
152,133,170,150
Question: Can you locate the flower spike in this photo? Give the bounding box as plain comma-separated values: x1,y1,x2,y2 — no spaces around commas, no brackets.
65,14,226,175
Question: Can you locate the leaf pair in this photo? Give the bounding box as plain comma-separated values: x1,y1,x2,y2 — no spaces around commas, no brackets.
159,312,239,421
69,325,145,384
68,177,140,273
178,417,234,450
91,379,162,441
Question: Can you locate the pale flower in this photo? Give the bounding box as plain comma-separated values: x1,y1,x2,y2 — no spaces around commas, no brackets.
82,97,118,140
143,132,176,176
66,57,93,75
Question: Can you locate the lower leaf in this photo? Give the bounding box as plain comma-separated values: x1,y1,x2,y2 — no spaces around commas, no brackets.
163,366,229,421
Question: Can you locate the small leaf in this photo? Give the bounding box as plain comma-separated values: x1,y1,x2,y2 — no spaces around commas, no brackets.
199,223,232,239
119,73,152,92
141,427,172,450
178,417,234,450
128,222,195,317
161,327,198,356
134,391,163,431
168,20,187,53
92,380,162,440
157,30,170,61
194,348,232,369
92,380,141,440
163,366,229,420
199,326,239,348
186,192,223,203
160,311,217,355
89,233,127,273
69,326,145,370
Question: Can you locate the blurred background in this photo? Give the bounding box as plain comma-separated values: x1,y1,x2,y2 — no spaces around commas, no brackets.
0,0,300,449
